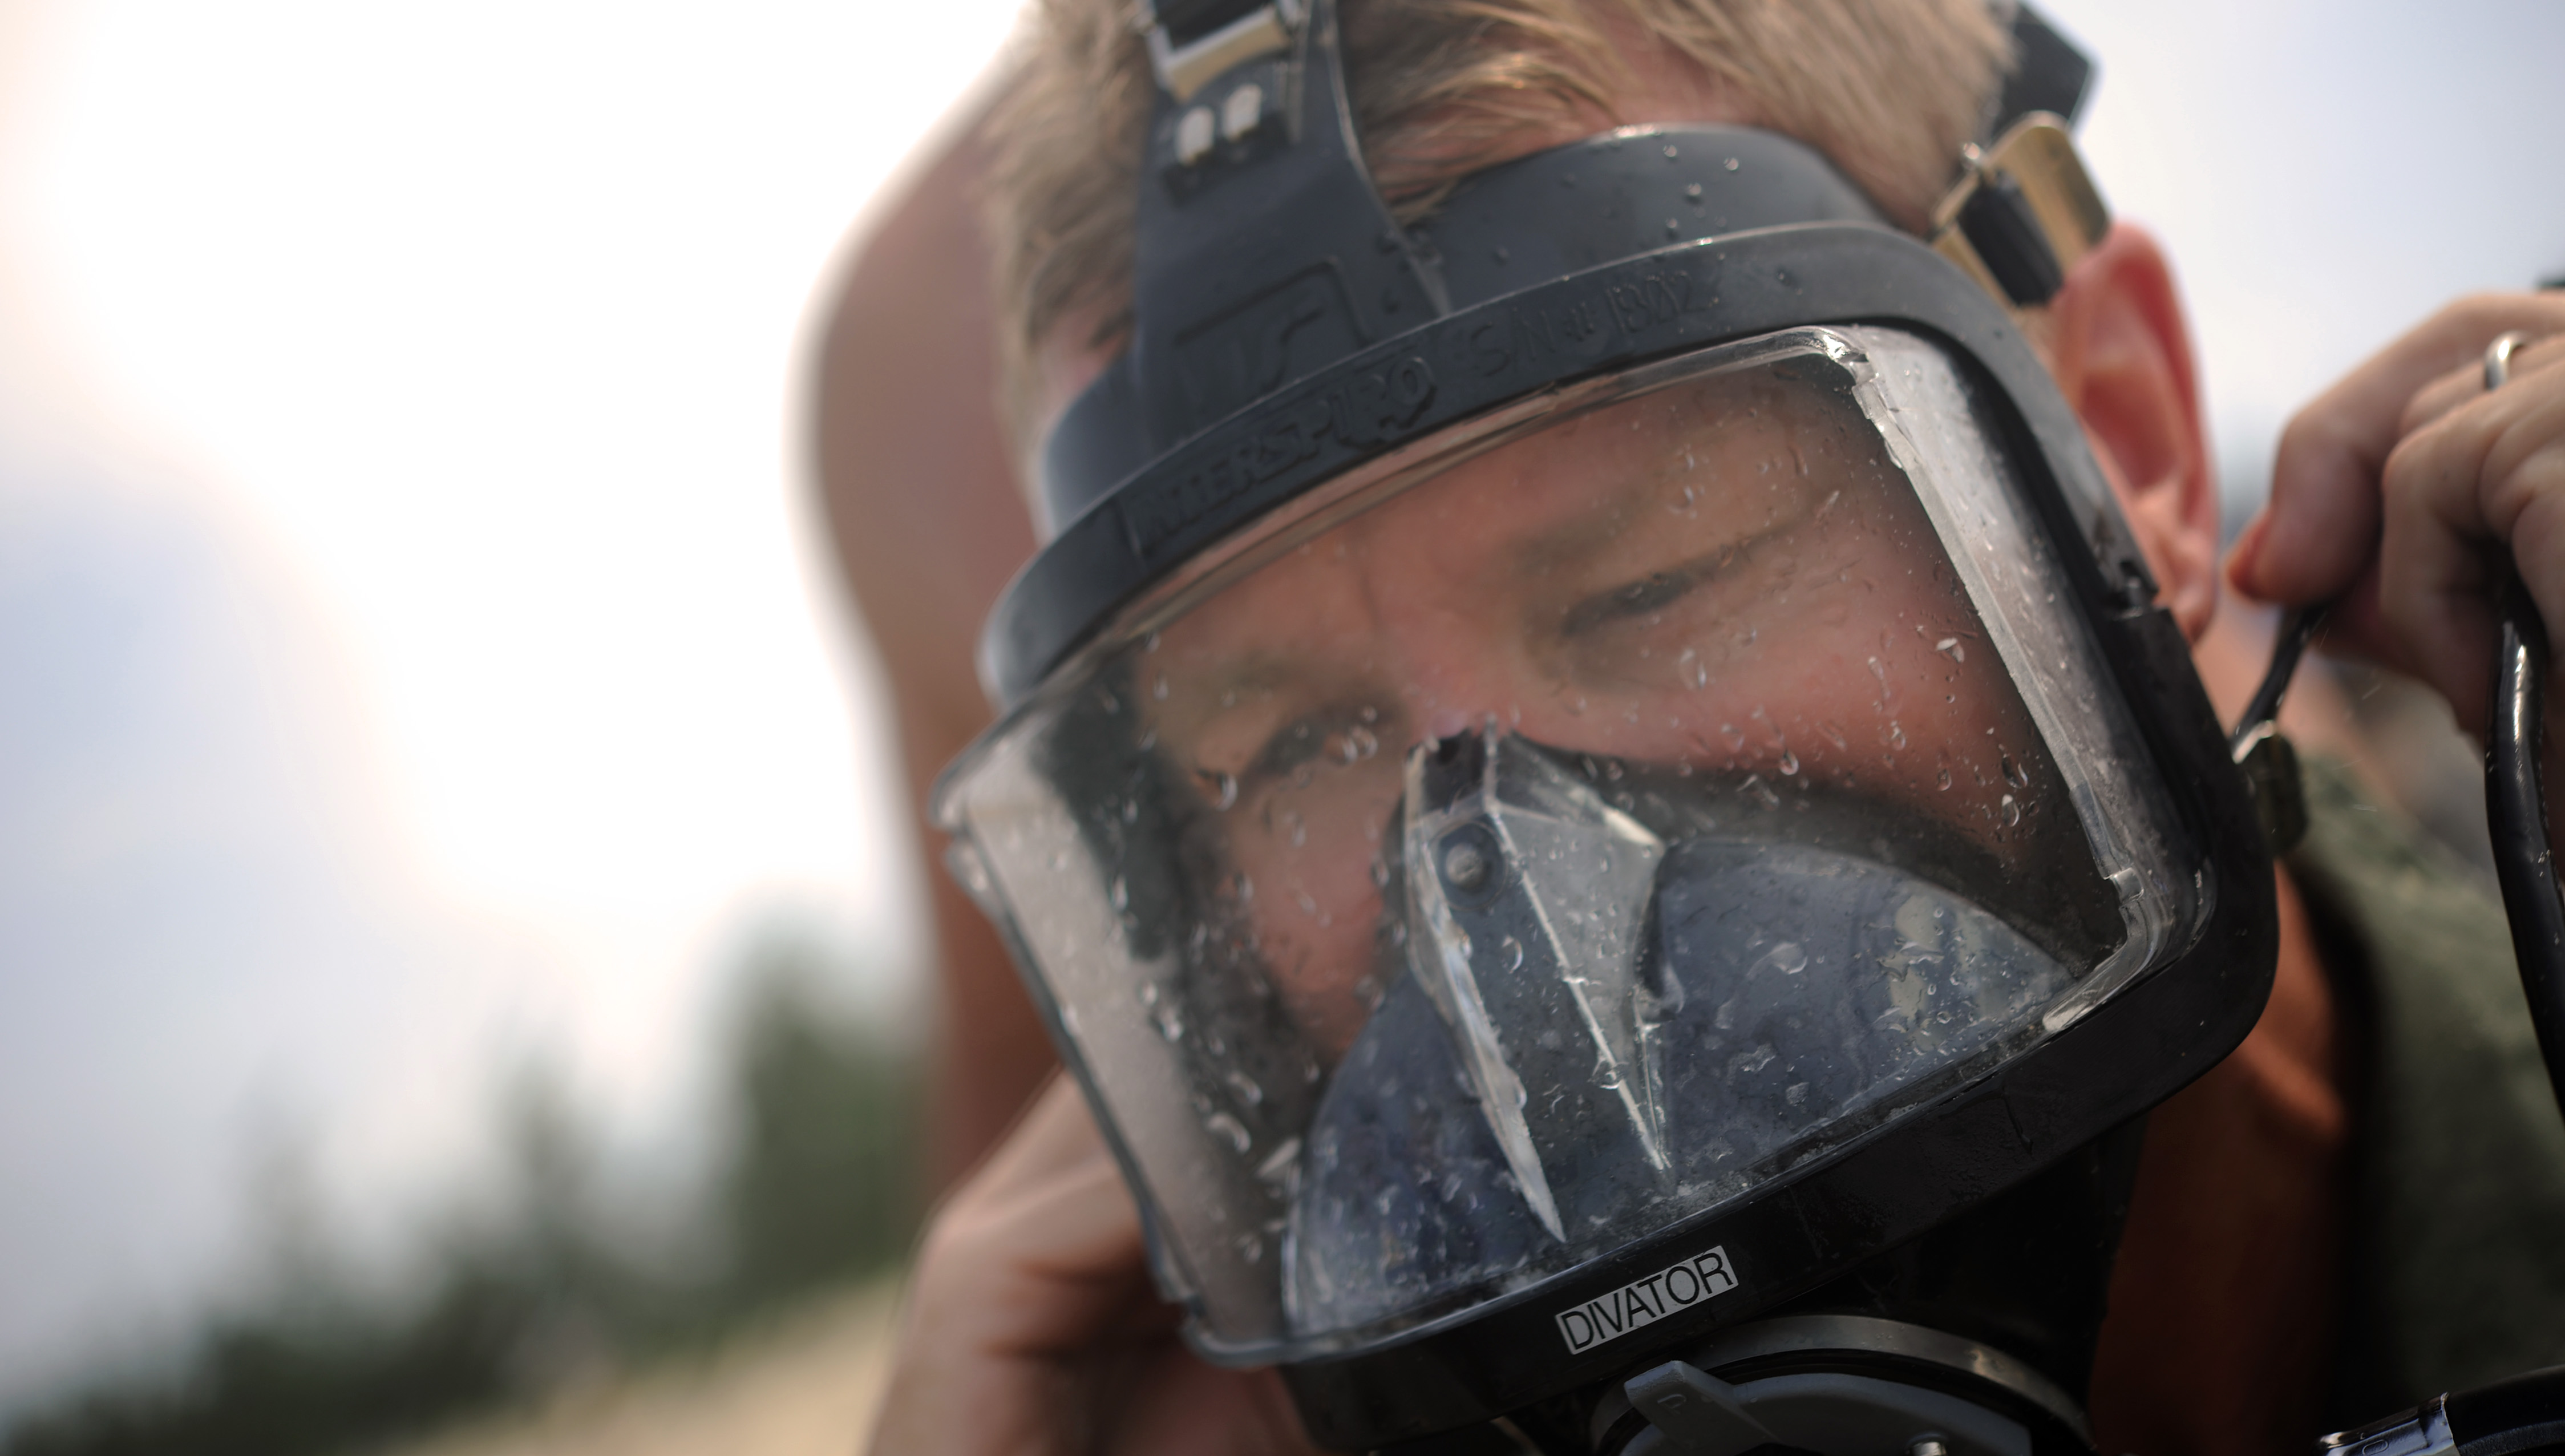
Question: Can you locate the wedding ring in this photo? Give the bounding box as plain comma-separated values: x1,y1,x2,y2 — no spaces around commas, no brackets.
2487,330,2530,391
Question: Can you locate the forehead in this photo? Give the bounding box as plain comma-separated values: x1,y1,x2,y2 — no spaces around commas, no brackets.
1382,369,1857,541
1155,366,1905,632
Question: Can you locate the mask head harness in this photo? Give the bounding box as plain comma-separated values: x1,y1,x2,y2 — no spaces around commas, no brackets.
990,0,2125,709
956,6,2285,1452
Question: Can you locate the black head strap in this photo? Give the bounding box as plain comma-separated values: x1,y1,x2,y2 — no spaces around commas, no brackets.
1988,3,2096,139
1046,0,1447,535
1041,0,1920,535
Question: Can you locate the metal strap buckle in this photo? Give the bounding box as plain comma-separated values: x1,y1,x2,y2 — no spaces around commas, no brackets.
1927,112,2109,311
1143,0,1305,102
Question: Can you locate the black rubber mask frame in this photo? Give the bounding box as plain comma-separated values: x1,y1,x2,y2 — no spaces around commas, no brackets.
950,4,2282,1449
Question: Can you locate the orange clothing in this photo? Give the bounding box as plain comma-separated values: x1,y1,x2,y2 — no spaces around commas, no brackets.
2089,865,2347,1454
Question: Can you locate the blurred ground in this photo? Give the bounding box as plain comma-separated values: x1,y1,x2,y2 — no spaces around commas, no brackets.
381,1280,901,1456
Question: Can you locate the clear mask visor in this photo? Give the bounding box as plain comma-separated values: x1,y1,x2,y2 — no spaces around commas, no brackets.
937,326,2197,1361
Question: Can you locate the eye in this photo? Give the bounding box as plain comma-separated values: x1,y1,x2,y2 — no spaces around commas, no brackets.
1245,703,1390,789
1252,719,1330,782
1557,566,1712,636
1547,507,1802,650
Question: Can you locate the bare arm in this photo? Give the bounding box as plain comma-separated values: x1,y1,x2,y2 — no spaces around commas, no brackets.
810,119,1051,1189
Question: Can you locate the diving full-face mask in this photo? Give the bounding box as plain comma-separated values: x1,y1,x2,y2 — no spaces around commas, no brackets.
936,4,2283,1451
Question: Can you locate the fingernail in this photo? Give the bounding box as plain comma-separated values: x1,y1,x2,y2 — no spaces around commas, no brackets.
2226,513,2268,592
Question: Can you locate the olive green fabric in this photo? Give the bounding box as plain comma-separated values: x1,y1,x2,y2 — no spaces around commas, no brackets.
2288,755,2565,1405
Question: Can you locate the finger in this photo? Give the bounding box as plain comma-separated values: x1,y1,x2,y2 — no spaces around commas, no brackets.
924,1082,1137,1280
2257,321,2565,680
966,1071,1108,1191
1115,1363,1329,1456
910,1071,1162,1352
875,1079,1158,1456
982,1154,1142,1285
951,1152,1156,1355
2231,293,2565,608
2400,330,2565,438
2376,358,2565,733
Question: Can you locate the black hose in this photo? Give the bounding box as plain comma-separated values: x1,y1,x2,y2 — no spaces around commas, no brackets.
2230,604,2327,754
2486,571,2565,1122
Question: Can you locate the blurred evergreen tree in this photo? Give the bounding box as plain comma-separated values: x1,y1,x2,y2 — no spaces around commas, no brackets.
1,923,924,1456
717,931,923,1312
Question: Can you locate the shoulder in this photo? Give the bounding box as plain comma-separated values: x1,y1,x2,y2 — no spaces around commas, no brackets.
2289,755,2565,1401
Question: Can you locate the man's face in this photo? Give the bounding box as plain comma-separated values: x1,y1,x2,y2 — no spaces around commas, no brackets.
1014,81,2210,1071
1135,367,2055,1054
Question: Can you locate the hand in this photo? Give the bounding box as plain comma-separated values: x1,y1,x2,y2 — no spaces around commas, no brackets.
866,1074,1325,1456
2228,292,2565,739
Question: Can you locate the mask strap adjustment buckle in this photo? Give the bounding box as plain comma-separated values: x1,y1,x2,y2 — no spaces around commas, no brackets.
1927,113,2111,311
1143,0,1306,102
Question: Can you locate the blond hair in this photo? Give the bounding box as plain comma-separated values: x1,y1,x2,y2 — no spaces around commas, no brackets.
986,0,2012,444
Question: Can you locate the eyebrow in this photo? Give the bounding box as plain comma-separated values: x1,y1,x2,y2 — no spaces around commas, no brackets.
1175,652,1310,722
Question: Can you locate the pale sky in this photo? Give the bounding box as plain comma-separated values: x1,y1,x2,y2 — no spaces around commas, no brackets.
2048,0,2565,524
0,0,2556,1416
0,0,1019,1410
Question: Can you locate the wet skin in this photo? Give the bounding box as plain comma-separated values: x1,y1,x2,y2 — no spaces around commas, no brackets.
1140,366,2060,1057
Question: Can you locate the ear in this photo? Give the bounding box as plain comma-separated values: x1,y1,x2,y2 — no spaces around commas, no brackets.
2043,223,2220,641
